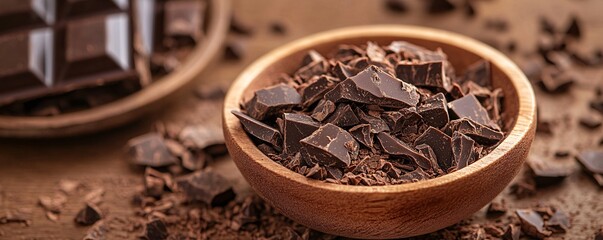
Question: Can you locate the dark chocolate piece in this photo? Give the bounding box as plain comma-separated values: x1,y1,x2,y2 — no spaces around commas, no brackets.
565,15,581,39
325,65,420,108
578,114,602,129
145,219,169,240
376,132,431,169
301,75,336,107
591,99,603,115
283,113,320,153
176,170,236,206
395,61,448,89
576,150,603,187
526,159,571,187
547,209,571,233
538,67,576,93
486,200,507,217
246,83,301,120
229,14,253,36
426,0,456,14
458,60,491,87
418,93,449,128
451,132,477,170
144,167,173,197
366,41,386,63
415,127,454,171
127,133,177,167
164,0,204,43
448,94,497,129
301,50,325,67
415,144,441,173
0,1,54,32
516,209,552,239
178,125,225,151
325,104,360,127
356,109,390,133
311,99,335,121
501,224,520,240
349,124,373,148
300,123,358,168
74,204,102,226
331,61,359,81
463,0,476,18
384,0,408,13
232,111,282,147
224,39,246,61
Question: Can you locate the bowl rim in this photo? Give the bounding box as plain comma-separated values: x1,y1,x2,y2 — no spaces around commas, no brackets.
224,24,536,194
0,0,231,137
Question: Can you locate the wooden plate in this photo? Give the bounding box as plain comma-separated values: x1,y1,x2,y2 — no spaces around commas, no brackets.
223,25,537,239
0,0,231,138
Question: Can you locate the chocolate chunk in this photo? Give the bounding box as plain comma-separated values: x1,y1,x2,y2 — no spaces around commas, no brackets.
576,150,603,187
224,39,246,60
283,113,320,153
547,209,571,233
325,66,420,108
448,94,497,129
451,132,477,170
145,219,169,240
591,99,603,114
426,0,456,14
232,111,282,147
415,127,454,171
565,15,581,40
301,75,336,107
579,114,602,129
415,144,441,173
384,0,408,13
595,226,603,240
74,204,102,226
459,60,491,87
0,208,32,226
376,132,431,169
179,125,225,151
516,209,552,239
486,199,507,217
418,93,449,128
366,41,386,63
396,61,449,89
246,83,301,120
331,61,359,81
349,124,373,148
229,14,253,36
526,158,571,187
325,104,360,127
300,123,358,168
127,133,177,167
538,67,576,93
502,224,520,240
144,167,173,197
356,109,390,133
164,0,204,43
540,17,556,35
301,50,325,67
463,0,476,18
311,99,335,121
176,170,236,206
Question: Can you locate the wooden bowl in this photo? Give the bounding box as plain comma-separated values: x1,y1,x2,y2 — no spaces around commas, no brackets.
223,25,536,239
0,0,231,138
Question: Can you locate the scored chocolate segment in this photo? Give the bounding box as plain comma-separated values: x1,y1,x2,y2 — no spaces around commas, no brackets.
164,0,205,42
232,111,282,148
418,92,449,128
283,113,320,153
300,123,359,168
325,65,420,108
448,94,498,129
59,13,133,81
415,127,454,171
376,132,431,170
245,83,302,121
60,0,128,18
0,0,56,32
0,29,53,96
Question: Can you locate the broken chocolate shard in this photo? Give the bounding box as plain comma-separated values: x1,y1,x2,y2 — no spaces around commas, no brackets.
516,209,552,239
176,170,236,206
426,0,456,14
356,108,390,133
396,61,448,90
223,39,246,61
591,99,603,115
501,224,520,240
325,104,360,127
349,124,373,148
538,66,576,93
463,0,476,18
459,60,491,87
415,127,454,171
366,41,386,63
526,158,571,187
283,113,320,153
232,110,282,147
451,132,477,170
376,132,431,169
547,209,571,233
418,92,449,128
301,50,325,67
245,83,301,120
331,61,359,81
74,204,102,226
301,75,336,107
178,125,225,151
300,123,358,168
127,133,177,167
576,150,603,187
415,144,440,173
448,94,498,129
578,114,602,129
486,199,507,217
325,65,420,108
565,15,581,40
145,219,169,240
311,99,335,121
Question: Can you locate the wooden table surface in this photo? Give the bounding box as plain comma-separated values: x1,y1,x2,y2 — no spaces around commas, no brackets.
1,0,602,239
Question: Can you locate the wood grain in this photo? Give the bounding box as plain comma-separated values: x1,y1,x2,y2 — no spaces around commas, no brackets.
1,0,602,239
